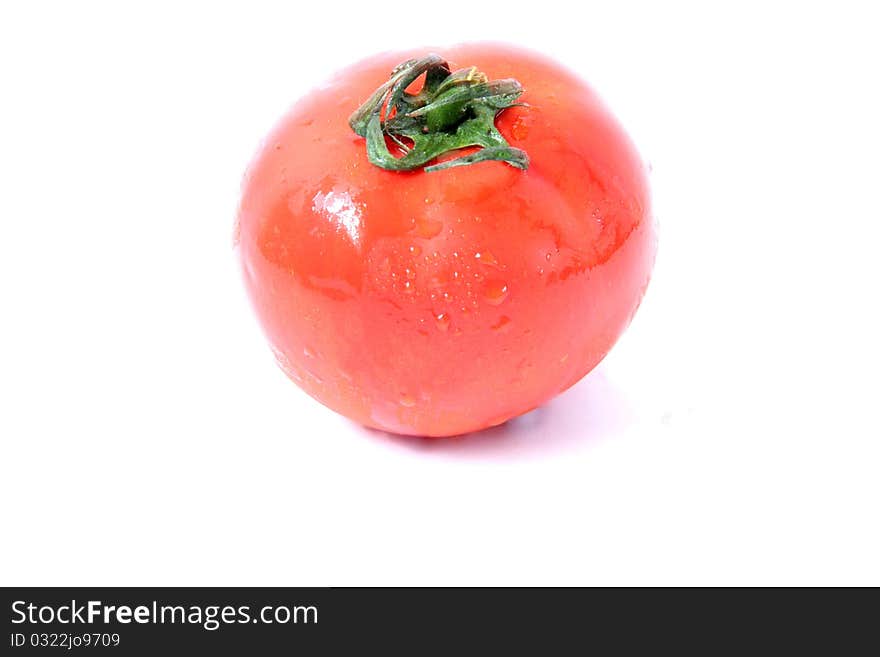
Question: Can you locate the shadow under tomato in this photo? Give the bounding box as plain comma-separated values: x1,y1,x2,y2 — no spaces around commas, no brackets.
359,366,635,460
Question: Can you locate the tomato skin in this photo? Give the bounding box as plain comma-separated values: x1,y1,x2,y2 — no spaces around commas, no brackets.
236,43,656,437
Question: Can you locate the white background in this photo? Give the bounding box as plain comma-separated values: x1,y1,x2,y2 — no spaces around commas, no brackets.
2,1,878,585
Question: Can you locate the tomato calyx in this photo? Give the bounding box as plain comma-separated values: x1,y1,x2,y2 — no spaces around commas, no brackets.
349,54,529,173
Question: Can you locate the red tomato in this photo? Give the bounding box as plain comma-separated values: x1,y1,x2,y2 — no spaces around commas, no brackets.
236,43,656,437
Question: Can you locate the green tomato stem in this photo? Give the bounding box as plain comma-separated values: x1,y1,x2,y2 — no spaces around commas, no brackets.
349,55,529,173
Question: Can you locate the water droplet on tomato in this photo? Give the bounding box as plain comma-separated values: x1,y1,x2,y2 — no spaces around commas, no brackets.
475,250,498,267
412,216,443,238
434,312,450,331
511,113,533,140
272,347,303,383
491,316,512,332
409,244,422,256
399,393,416,407
484,280,509,305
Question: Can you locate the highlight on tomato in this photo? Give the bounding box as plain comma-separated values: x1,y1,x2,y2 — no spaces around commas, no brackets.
236,43,656,437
